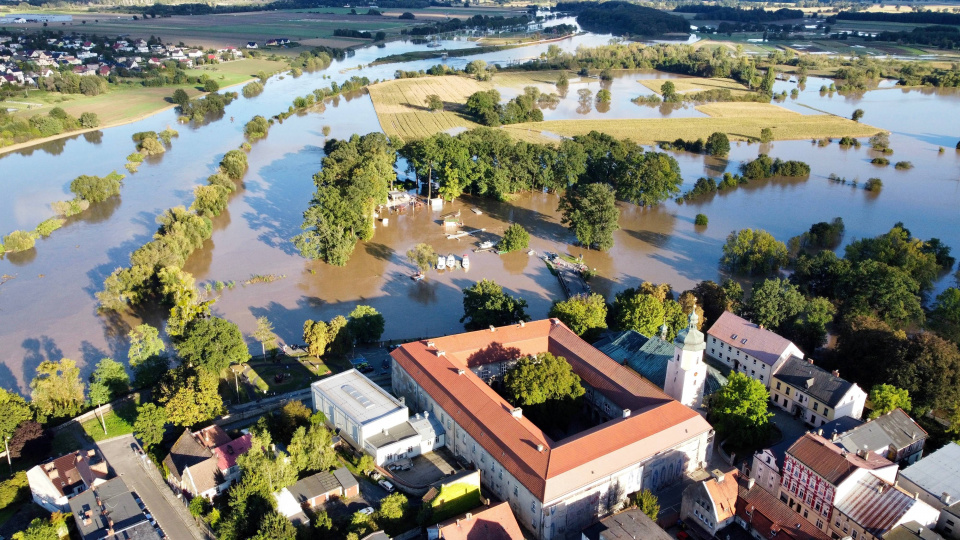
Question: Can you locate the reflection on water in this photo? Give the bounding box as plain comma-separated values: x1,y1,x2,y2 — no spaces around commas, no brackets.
1,33,960,391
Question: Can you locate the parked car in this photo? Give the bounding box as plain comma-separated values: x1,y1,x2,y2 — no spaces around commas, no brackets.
381,358,390,370
357,363,375,374
358,507,375,516
369,471,382,481
378,480,395,493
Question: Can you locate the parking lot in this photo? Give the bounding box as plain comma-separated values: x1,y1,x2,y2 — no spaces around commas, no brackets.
391,448,462,487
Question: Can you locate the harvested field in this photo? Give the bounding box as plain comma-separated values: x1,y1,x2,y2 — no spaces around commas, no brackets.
501,110,881,145
638,76,752,96
368,72,570,140
695,102,801,118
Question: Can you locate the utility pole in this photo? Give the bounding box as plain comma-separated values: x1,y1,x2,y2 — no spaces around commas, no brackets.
96,399,107,435
4,437,11,471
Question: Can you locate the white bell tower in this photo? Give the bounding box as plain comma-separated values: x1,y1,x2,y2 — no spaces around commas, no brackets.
664,304,707,409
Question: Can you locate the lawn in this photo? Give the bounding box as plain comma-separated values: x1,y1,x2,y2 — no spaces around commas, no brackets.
81,400,139,442
243,357,319,394
637,76,752,96
430,482,482,523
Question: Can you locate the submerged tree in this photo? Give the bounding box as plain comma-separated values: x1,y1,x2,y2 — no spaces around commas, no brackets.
559,183,620,251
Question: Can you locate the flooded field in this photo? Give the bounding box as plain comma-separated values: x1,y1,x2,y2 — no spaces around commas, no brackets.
1,26,959,392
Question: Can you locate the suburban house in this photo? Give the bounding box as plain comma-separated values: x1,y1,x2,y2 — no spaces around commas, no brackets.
780,433,898,532
275,467,359,525
427,501,525,540
938,500,960,539
829,472,939,540
706,311,804,388
897,443,960,510
580,507,673,540
835,409,927,466
730,476,831,540
311,370,444,466
390,319,715,540
164,425,252,500
771,356,867,427
680,469,740,537
68,477,160,540
27,449,110,512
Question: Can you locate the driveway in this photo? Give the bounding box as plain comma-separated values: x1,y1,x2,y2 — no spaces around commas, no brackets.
769,405,809,446
97,435,206,540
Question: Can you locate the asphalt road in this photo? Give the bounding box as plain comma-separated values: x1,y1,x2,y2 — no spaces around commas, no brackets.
97,435,204,540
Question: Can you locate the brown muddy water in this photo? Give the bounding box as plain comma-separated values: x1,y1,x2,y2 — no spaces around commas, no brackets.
1,33,959,392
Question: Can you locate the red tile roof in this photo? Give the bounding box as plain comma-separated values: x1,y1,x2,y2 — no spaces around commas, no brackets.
434,501,524,540
787,433,895,485
705,470,740,522
214,434,252,471
737,479,831,540
391,320,713,501
194,425,231,448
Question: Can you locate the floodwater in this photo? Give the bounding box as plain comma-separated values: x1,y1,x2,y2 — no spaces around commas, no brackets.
1,25,959,392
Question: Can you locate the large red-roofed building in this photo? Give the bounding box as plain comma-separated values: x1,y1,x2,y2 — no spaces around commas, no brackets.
390,319,714,540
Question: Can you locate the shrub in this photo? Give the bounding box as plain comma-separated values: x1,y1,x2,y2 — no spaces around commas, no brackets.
158,128,179,145
894,161,913,170
220,150,248,180
705,132,730,157
51,199,89,217
3,230,37,252
127,153,144,163
240,142,252,152
79,112,100,128
203,79,220,92
35,218,65,237
70,172,124,203
865,178,883,192
871,157,890,166
244,115,270,140
242,81,264,98
125,163,139,173
0,472,28,511
138,136,165,156
399,11,415,19
838,136,861,148
759,127,773,143
695,213,708,226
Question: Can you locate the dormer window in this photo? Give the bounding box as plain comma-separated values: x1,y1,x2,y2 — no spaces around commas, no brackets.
731,334,738,340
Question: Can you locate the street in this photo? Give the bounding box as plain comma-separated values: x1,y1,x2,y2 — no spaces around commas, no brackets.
97,435,206,540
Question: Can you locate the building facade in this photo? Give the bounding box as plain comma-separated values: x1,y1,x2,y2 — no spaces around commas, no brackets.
771,356,867,428
706,311,804,388
664,310,708,409
680,469,739,537
390,320,714,540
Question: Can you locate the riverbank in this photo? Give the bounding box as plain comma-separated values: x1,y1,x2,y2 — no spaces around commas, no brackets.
0,57,286,157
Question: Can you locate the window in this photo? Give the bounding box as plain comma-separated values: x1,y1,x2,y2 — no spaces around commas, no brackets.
804,509,809,518
760,375,764,382
514,486,519,496
711,348,715,354
948,520,956,526
852,531,858,539
823,408,830,416
531,502,535,512
780,493,788,503
815,502,821,512
786,387,791,396
753,358,757,365
816,519,823,529
814,402,819,411
776,382,781,390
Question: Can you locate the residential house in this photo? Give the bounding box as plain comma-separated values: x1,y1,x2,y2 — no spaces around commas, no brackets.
835,409,927,467
771,356,867,427
580,507,672,540
750,440,794,496
730,476,831,540
27,449,109,513
69,477,161,540
830,473,939,540
246,42,258,49
274,467,358,526
706,311,804,388
937,501,960,539
680,469,740,537
391,319,715,540
163,426,252,500
780,432,897,531
274,488,311,527
428,501,525,540
898,443,960,510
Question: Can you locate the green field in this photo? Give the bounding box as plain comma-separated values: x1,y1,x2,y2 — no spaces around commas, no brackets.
242,358,319,394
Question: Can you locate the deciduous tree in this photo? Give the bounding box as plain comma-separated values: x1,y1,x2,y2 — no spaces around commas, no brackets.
134,403,168,450
407,243,438,273
461,279,529,330
30,358,85,421
720,228,788,276
499,223,530,253
559,182,620,251
128,324,169,388
548,293,608,340
709,372,772,446
503,353,585,407
253,316,278,358
348,305,385,344
868,384,912,418
0,388,32,441
87,358,130,406
175,317,250,374
288,424,338,474
158,367,223,427
304,319,329,357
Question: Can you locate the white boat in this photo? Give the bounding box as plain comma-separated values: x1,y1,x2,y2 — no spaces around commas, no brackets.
462,255,470,269
437,256,446,270
446,254,456,268
478,241,494,250
471,208,482,215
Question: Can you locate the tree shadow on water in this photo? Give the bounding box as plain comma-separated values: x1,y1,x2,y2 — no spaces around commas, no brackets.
20,336,63,392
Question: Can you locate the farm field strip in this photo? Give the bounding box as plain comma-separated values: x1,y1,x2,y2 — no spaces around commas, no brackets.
637,76,753,95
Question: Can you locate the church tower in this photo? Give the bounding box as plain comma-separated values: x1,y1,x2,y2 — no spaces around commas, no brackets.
664,304,708,409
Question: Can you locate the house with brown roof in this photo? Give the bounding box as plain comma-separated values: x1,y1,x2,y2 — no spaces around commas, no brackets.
390,319,715,540
781,433,898,533
27,449,109,512
580,507,672,540
772,356,867,428
428,501,525,540
164,427,252,500
835,409,927,467
732,476,831,540
681,469,740,537
706,311,804,388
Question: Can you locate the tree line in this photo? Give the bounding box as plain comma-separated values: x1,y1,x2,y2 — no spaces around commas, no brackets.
674,5,805,23
833,9,960,25
556,1,691,37
407,13,533,36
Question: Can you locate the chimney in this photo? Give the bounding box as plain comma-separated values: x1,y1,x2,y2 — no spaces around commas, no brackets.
832,430,840,442
807,358,814,365
489,325,496,332
427,341,435,347
942,492,952,504
817,428,823,436
424,411,430,419
519,321,525,327
878,484,885,494
456,369,465,375
711,469,725,483
536,444,544,452
831,370,840,377
436,350,446,357
551,318,560,326
918,528,924,535
622,409,631,418
747,477,756,489
915,492,920,500
511,408,523,419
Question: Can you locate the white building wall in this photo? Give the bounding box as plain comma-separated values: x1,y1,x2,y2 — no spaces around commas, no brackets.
312,384,408,448
750,450,782,495
27,467,69,513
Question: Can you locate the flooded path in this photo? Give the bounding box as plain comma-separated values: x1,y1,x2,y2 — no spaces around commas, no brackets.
1,28,959,391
